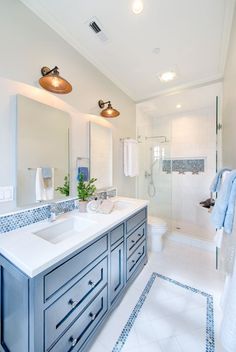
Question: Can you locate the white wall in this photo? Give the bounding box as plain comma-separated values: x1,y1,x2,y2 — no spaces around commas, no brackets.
222,5,236,167
0,0,136,213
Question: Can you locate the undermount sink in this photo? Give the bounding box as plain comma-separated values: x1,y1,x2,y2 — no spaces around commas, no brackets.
33,217,96,244
112,200,134,211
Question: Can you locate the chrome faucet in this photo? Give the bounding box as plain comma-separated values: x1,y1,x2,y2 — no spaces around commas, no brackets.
48,202,65,222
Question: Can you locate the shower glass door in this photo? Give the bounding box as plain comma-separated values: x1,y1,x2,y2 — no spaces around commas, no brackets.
137,115,172,223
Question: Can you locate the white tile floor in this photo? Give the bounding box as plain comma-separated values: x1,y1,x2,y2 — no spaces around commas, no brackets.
88,240,226,352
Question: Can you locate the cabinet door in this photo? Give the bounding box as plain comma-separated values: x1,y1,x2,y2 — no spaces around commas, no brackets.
0,258,29,352
110,242,124,304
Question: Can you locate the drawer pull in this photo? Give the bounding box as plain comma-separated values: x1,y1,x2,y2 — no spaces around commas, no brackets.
88,280,95,287
68,299,77,309
69,336,77,347
138,233,142,237
89,312,96,321
138,252,141,255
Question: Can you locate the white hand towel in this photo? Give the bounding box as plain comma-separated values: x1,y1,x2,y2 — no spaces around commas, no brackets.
35,168,54,201
124,140,129,177
123,139,139,177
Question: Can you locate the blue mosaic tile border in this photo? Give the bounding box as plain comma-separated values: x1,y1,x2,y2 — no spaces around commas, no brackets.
0,198,76,234
162,158,205,174
112,272,215,352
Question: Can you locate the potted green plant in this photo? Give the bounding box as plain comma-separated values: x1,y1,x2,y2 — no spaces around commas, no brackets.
55,175,70,196
77,173,97,212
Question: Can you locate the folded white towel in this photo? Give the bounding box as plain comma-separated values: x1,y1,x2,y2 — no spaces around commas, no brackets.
123,139,139,177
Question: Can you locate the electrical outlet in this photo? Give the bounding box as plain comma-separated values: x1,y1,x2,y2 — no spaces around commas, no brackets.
0,186,14,202
0,189,4,201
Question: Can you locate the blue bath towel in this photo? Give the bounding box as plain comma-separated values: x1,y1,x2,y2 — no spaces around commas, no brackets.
77,167,89,181
210,168,231,193
211,170,236,234
224,179,236,234
42,167,52,179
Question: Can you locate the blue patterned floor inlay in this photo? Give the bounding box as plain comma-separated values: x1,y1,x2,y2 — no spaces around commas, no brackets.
112,272,215,352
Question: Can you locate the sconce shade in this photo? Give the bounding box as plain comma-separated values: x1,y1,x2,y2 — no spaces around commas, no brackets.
39,66,72,94
98,100,120,118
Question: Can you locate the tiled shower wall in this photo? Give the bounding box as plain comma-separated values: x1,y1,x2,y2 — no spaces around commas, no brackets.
137,106,216,236
170,107,216,233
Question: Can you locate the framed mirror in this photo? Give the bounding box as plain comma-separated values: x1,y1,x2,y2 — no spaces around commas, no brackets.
16,96,70,207
89,122,113,190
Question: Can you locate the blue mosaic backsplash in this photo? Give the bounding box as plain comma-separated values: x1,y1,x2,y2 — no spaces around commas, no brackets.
162,158,205,174
0,198,76,234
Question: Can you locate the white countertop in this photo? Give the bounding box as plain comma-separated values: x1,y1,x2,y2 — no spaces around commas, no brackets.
0,197,148,278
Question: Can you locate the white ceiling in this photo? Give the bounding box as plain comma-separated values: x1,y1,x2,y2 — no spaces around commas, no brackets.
138,82,222,117
20,0,235,102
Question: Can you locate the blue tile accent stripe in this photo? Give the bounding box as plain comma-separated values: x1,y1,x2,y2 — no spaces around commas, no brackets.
162,158,205,174
0,199,76,234
112,272,215,352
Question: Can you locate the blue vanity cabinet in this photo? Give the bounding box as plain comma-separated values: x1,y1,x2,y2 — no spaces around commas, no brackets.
126,209,147,283
0,256,29,352
110,223,125,304
0,206,148,352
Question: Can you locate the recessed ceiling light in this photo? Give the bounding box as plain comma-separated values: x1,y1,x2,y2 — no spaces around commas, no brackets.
159,71,177,82
132,0,144,14
176,104,182,109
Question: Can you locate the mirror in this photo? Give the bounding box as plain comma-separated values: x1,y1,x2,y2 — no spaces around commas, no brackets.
89,122,113,190
17,96,70,207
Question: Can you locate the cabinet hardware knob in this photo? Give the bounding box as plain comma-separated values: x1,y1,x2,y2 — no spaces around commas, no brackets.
88,280,94,287
138,233,142,237
68,299,77,309
132,260,135,263
138,252,141,255
69,336,77,347
89,312,95,321
131,240,135,243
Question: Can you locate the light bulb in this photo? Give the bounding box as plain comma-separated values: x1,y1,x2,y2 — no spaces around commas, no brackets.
132,0,144,14
159,71,177,82
51,77,60,88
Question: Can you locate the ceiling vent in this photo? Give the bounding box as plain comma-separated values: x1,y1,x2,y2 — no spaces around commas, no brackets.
89,21,101,34
86,17,109,43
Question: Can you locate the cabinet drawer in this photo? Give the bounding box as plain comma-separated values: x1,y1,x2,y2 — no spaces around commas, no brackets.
110,223,124,247
49,286,108,352
127,241,146,281
126,223,146,258
126,208,146,234
44,235,108,300
45,257,108,350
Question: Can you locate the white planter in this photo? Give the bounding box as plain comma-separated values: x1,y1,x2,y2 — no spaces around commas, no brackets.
79,201,88,213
